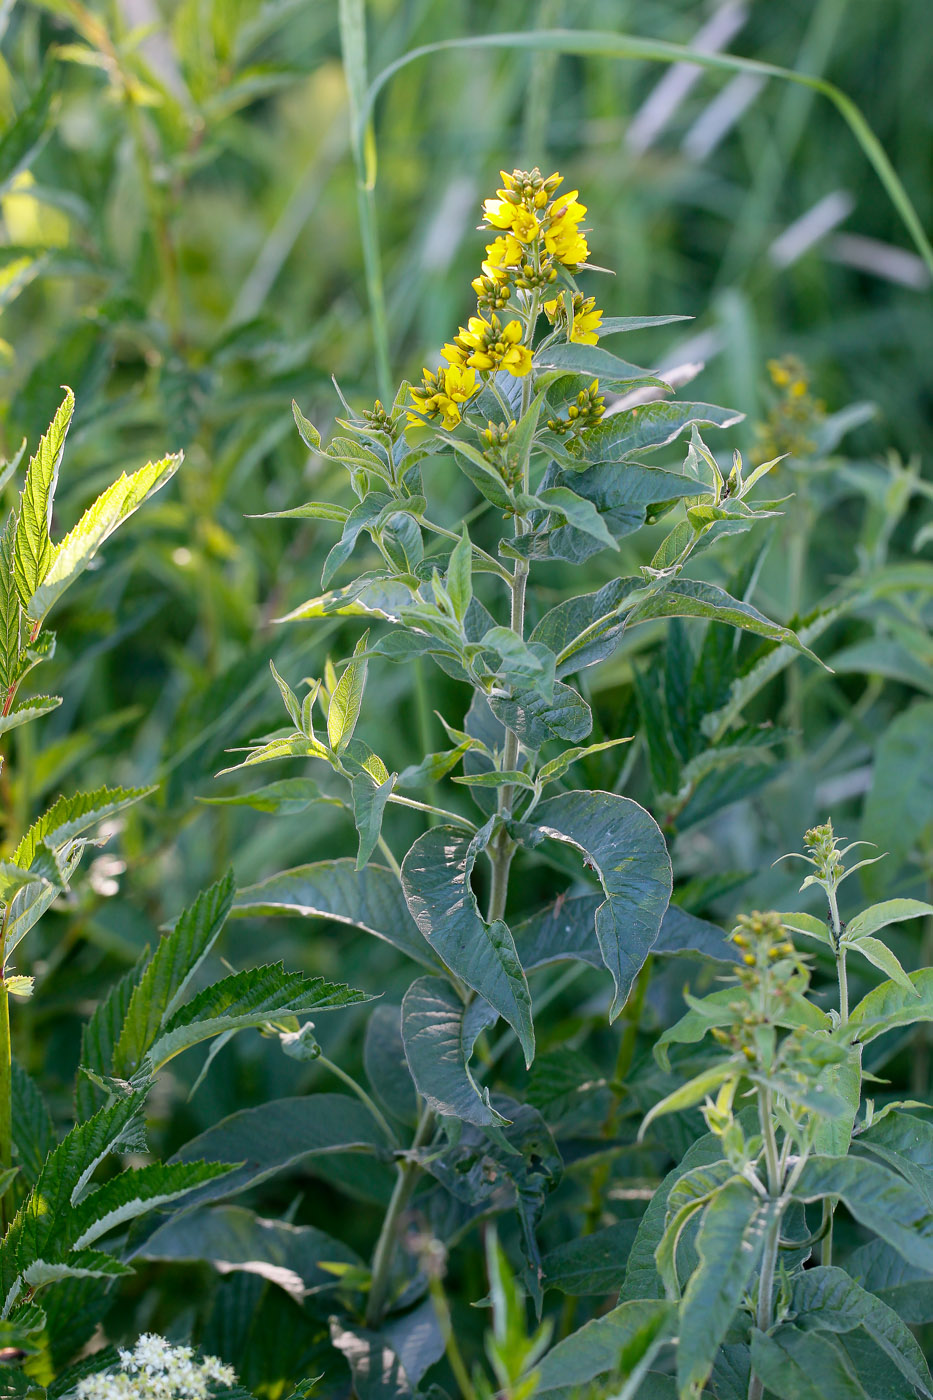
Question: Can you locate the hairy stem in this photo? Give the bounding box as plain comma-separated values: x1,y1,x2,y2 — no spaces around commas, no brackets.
748,1206,783,1400
365,1105,434,1326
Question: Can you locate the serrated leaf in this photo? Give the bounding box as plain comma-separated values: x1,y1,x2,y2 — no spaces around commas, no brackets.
232,860,444,973
68,1161,235,1249
145,963,369,1071
328,631,369,752
77,948,151,1121
401,976,501,1125
112,871,235,1077
14,389,74,609
401,825,534,1065
0,694,62,736
0,511,21,691
21,1251,135,1289
14,785,154,871
13,1062,54,1184
28,451,182,622
525,791,671,1019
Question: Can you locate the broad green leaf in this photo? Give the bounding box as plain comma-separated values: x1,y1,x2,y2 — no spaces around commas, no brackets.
566,400,743,464
0,695,61,736
277,575,415,625
846,1238,933,1324
792,1154,933,1271
525,791,671,1018
529,577,645,677
77,948,151,1121
534,1299,674,1393
401,976,501,1125
28,451,182,622
145,963,370,1070
14,389,73,609
68,1161,234,1249
790,1266,933,1399
849,967,933,1042
112,871,235,1077
750,1327,867,1400
140,1203,363,1300
812,1048,863,1156
847,936,916,995
328,631,369,752
535,487,619,551
677,1180,766,1398
846,898,933,941
330,1303,444,1400
168,1093,390,1208
232,860,445,974
628,578,822,663
777,910,832,946
542,1221,638,1296
853,1109,933,1209
351,770,395,869
364,1004,417,1127
489,679,592,747
199,778,344,816
0,511,20,691
481,626,554,699
401,825,534,1065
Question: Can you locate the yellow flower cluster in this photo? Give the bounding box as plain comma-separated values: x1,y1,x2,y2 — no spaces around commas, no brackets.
407,168,603,432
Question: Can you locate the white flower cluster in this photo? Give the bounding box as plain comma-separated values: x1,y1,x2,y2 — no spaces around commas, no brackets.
74,1334,237,1400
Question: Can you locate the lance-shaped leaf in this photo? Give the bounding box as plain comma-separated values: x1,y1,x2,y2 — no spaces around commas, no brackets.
166,1093,390,1210
0,511,20,691
14,388,73,608
67,1161,235,1249
847,936,915,995
750,1327,868,1400
232,860,445,973
4,846,83,959
277,575,415,624
401,976,501,1125
523,791,672,1019
848,967,933,1042
351,770,396,869
533,1299,674,1394
112,871,235,1077
565,400,743,464
144,963,370,1071
401,825,534,1065
852,1109,933,1208
328,630,369,751
529,577,646,677
199,777,344,816
846,898,933,941
29,451,182,622
677,1180,767,1398
790,1266,933,1399
791,1154,933,1271
0,67,57,195
627,578,823,663
0,695,61,737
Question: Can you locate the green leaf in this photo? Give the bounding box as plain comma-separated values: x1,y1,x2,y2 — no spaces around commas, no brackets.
846,1239,933,1324
529,577,645,677
14,785,154,872
534,1299,674,1394
537,737,632,785
269,660,304,731
251,499,349,522
446,526,473,623
68,1161,235,1249
0,511,21,692
677,1181,766,1397
481,626,554,699
849,967,933,1041
847,936,916,995
169,1093,390,1207
0,695,61,736
792,1154,933,1271
853,1109,933,1208
629,579,822,664
292,399,322,451
77,948,150,1121
524,791,671,1018
846,898,933,941
535,342,662,386
448,438,513,509
790,1266,933,1399
112,871,236,1077
12,1062,54,1184
199,778,344,816
489,680,592,747
542,1221,637,1296
397,741,473,789
860,699,933,899
535,487,619,551
364,1004,417,1127
567,400,743,464
330,1305,443,1400
351,770,395,869
278,576,415,625
28,451,182,623
750,1327,867,1400
216,733,328,774
401,825,534,1065
639,1065,737,1139
145,963,370,1071
0,68,56,196
598,315,693,335
778,910,832,946
452,769,535,791
328,631,369,752
232,860,445,974
14,389,74,609
139,1203,363,1300
401,976,501,1125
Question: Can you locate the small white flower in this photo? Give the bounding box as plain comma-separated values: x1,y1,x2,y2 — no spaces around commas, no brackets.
73,1333,237,1400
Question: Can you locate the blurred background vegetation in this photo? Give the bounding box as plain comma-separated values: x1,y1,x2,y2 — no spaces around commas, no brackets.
1,0,933,1386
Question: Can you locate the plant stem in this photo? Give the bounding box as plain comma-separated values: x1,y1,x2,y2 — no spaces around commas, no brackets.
820,1196,834,1268
0,974,11,1231
365,1104,434,1326
836,948,849,1026
748,1206,782,1400
387,793,476,831
429,1272,477,1400
317,1055,400,1148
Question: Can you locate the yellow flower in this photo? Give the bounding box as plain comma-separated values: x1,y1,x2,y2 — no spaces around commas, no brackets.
454,315,533,377
441,340,468,367
482,194,517,230
407,363,477,430
444,362,478,404
509,205,540,243
482,234,524,283
569,297,603,345
544,193,589,268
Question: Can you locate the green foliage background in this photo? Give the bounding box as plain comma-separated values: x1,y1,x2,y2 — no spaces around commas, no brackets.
1,0,933,1393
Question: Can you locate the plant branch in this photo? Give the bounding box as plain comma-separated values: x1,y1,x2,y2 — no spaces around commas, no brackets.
365,1104,434,1326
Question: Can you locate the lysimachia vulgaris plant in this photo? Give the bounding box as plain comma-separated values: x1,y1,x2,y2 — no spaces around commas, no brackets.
206,167,844,1389
0,397,368,1396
